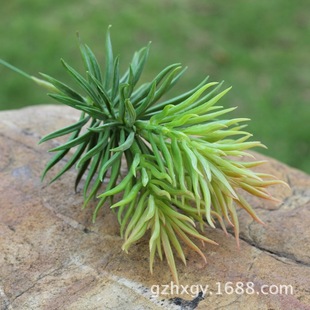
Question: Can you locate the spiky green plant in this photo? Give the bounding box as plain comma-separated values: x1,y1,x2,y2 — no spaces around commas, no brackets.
0,27,286,284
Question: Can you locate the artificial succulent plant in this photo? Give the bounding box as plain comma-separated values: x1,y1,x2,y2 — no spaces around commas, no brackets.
0,27,286,284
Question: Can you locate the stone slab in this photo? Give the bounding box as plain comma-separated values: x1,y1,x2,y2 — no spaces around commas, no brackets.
0,105,309,310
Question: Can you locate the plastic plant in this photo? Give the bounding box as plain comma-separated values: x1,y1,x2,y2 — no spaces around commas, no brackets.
0,27,286,284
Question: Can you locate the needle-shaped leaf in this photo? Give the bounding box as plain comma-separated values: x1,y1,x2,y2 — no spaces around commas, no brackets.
75,105,108,120
39,72,84,101
48,129,93,152
111,131,135,152
164,219,187,265
135,81,156,117
163,82,218,117
131,43,150,86
98,151,122,181
150,66,182,105
112,181,143,209
48,93,86,110
61,59,100,104
104,25,113,90
98,170,133,197
157,134,176,186
171,138,187,191
76,130,110,168
39,115,90,144
161,226,179,284
50,139,89,184
111,56,120,101
80,43,103,83
87,71,114,117
147,131,165,173
147,76,210,114
119,194,138,237
83,149,104,198
123,190,149,242
124,99,136,126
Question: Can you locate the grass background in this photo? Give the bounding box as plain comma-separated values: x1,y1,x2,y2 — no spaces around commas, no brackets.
1,0,309,173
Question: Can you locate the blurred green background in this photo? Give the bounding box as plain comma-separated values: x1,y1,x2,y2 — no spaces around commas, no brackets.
1,0,309,173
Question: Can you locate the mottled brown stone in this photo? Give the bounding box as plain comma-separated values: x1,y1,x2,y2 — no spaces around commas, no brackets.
0,105,309,310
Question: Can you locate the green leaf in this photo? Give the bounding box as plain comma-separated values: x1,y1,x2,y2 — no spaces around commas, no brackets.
130,152,141,177
83,149,104,198
75,156,92,191
76,129,110,168
171,138,187,191
48,129,93,152
147,76,209,114
119,194,138,237
61,59,100,104
123,190,149,241
149,183,171,200
118,83,129,121
39,72,84,101
181,140,202,176
188,87,232,116
147,131,165,173
124,99,136,126
98,151,122,181
98,169,133,197
50,139,89,184
41,149,70,182
39,115,90,144
104,25,113,90
48,93,85,110
157,134,176,186
149,208,160,272
135,81,156,117
184,107,237,126
79,42,103,83
40,126,81,180
75,105,108,120
111,56,120,101
160,226,179,284
111,131,135,152
86,72,114,117
111,181,143,208
131,43,150,86
141,167,149,186
164,219,186,265
150,66,182,105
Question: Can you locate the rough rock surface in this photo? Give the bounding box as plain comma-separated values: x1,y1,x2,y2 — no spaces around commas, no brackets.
0,105,309,310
